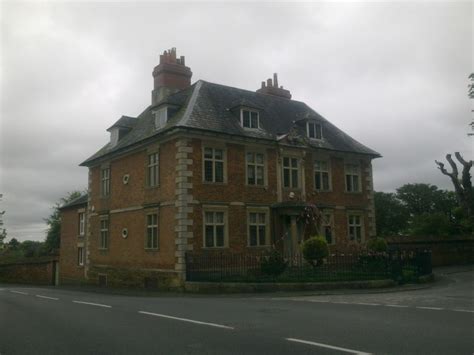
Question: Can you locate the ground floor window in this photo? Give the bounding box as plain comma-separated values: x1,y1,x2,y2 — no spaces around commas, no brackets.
203,210,227,248
77,247,84,266
99,218,109,249
348,214,363,242
248,211,268,247
146,213,159,249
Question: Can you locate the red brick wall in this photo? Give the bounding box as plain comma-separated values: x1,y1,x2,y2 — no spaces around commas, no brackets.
59,206,86,284
0,260,57,285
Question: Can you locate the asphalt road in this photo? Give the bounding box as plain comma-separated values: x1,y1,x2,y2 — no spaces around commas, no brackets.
0,266,472,355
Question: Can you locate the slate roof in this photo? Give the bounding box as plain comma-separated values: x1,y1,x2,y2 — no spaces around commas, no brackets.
107,115,137,131
81,80,380,166
59,194,88,210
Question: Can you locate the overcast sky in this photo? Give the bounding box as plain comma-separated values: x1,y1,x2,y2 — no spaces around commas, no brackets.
1,1,472,242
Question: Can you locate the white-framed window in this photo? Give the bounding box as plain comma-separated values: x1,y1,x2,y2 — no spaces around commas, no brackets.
203,210,227,248
322,213,335,245
77,247,84,266
314,160,331,191
146,213,158,249
241,109,259,129
99,217,109,250
348,214,363,242
345,163,361,192
307,122,322,139
78,212,85,236
147,152,159,187
101,167,110,197
154,106,168,129
247,210,269,247
246,152,265,186
282,157,299,188
203,147,225,183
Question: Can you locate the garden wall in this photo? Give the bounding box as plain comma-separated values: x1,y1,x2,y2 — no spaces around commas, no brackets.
386,236,474,267
0,258,58,285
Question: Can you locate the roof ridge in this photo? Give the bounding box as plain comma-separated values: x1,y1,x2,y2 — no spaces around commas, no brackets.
176,80,203,126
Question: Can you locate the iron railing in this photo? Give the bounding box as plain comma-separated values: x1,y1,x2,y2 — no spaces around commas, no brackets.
185,249,432,283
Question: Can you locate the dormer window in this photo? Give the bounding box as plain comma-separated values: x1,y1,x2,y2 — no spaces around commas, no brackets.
307,122,322,140
154,106,168,129
241,109,259,129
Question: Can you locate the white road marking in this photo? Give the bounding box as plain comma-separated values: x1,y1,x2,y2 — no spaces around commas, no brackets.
353,302,380,306
36,295,59,301
10,290,28,295
286,337,372,354
452,309,474,313
308,299,330,303
416,306,443,311
73,300,111,308
138,311,234,330
332,301,350,304
385,304,409,308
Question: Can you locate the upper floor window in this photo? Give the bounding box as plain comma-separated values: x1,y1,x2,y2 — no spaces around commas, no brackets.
322,213,334,245
147,152,159,187
345,163,361,192
100,168,110,197
348,214,363,242
203,210,227,248
241,109,259,129
99,217,109,250
246,152,265,186
282,157,299,188
154,107,168,129
146,213,159,249
78,212,85,236
314,160,331,191
307,122,322,139
248,211,268,247
203,147,225,183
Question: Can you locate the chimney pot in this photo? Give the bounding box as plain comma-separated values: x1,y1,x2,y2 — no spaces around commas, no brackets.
261,81,266,88
273,73,278,88
267,78,273,87
256,73,292,99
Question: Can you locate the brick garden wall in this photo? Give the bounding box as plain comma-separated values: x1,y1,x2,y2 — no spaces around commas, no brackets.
0,259,57,285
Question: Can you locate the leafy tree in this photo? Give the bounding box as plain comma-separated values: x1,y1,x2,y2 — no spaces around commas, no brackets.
367,237,388,252
0,194,6,247
8,238,19,250
410,213,454,236
44,191,82,253
374,192,409,236
20,240,44,258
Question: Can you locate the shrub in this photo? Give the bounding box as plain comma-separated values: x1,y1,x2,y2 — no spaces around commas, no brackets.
367,238,388,253
301,236,329,267
260,250,287,277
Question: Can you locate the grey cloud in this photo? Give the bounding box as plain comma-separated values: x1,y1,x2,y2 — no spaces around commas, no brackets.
1,2,471,241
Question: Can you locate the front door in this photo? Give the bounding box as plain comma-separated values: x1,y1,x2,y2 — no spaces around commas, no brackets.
281,215,303,256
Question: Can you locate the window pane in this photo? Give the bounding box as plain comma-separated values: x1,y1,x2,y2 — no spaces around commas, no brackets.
249,213,257,224
215,212,224,224
258,213,265,224
316,124,322,139
315,173,321,190
291,169,298,188
204,148,213,159
205,226,214,247
308,123,315,138
215,226,224,247
215,161,224,182
204,161,213,182
256,153,264,164
291,158,298,168
256,166,264,185
249,226,257,246
283,157,289,167
258,226,266,245
283,169,290,187
205,212,214,224
246,152,254,163
250,112,258,128
322,172,329,190
247,165,255,185
324,226,332,244
346,175,353,191
214,149,223,160
243,110,250,127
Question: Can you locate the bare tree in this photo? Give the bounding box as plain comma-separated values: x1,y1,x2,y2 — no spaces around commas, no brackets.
435,153,473,221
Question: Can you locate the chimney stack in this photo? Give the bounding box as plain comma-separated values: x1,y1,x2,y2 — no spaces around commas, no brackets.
256,73,291,99
151,48,192,104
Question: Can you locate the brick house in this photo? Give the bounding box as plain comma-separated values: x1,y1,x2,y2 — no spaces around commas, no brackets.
59,48,380,288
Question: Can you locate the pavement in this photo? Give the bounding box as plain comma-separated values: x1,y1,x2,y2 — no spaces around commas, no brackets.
0,265,472,355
